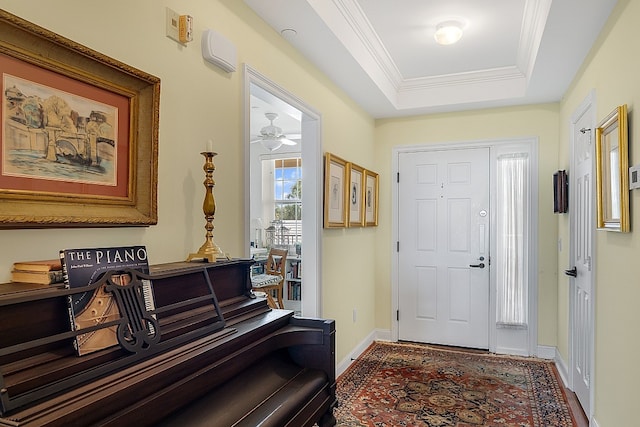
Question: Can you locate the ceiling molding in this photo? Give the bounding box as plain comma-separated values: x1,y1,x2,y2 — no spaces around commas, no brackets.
517,0,553,80
307,0,541,110
398,68,527,110
307,0,402,102
330,0,403,88
244,0,618,117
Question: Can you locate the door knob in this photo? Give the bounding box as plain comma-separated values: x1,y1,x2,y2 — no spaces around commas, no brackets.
564,267,577,277
469,263,485,269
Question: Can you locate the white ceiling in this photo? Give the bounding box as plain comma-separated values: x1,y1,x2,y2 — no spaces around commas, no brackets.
244,0,618,119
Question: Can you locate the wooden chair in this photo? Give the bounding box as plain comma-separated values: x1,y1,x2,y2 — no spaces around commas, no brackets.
251,248,288,309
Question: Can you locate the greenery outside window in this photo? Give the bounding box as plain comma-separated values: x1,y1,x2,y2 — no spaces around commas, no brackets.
266,157,301,246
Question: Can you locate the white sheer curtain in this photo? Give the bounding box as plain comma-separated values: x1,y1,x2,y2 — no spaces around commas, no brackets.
496,154,529,327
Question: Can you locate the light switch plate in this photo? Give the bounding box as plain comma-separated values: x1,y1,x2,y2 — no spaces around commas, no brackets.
630,164,640,189
166,7,180,43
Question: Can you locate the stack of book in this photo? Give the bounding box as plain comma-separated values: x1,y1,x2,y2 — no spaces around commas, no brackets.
11,259,64,285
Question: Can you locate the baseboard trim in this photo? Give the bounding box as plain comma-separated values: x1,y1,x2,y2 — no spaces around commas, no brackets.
496,346,530,357
336,331,375,377
536,344,556,359
374,328,391,342
554,348,570,389
336,329,392,377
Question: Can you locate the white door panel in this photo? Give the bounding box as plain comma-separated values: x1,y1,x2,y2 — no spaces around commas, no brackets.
398,148,489,348
569,104,594,416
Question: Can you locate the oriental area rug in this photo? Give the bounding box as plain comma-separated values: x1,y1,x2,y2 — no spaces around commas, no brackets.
334,341,575,427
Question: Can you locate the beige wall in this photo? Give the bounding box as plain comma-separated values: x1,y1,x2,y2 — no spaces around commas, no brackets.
373,105,561,346
2,1,639,424
558,0,639,425
0,1,376,362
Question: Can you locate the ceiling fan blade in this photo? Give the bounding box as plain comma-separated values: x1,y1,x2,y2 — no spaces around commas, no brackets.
250,134,297,147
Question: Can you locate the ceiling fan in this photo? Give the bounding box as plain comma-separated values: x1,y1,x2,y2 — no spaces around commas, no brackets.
251,112,298,151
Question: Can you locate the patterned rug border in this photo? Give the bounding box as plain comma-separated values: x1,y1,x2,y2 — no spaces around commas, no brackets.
341,341,555,372
336,340,577,427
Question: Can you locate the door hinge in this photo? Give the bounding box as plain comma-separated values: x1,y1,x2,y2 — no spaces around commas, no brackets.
397,241,399,252
397,172,399,183
396,310,399,321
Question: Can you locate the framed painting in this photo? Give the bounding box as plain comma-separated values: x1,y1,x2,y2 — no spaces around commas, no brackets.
0,10,160,228
595,104,629,232
364,169,379,226
323,153,347,228
347,162,365,227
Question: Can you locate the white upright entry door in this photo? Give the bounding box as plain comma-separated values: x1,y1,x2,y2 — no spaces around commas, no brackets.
569,109,594,416
398,148,490,348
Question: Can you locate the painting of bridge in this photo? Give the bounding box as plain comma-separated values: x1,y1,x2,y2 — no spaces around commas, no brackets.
2,74,118,187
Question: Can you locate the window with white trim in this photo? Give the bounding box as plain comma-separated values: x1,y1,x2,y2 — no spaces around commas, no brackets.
263,157,302,247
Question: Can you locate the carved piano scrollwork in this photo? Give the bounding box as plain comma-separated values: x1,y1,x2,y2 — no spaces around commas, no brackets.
100,269,161,353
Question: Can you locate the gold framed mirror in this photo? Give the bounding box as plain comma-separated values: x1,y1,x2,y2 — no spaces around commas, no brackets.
595,104,629,232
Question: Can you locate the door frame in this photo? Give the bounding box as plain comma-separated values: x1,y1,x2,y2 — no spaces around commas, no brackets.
243,65,323,317
568,90,596,419
391,138,539,355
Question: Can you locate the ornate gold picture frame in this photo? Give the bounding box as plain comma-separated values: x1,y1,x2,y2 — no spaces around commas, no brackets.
323,153,348,228
364,169,379,226
0,10,160,228
595,104,629,232
347,162,365,227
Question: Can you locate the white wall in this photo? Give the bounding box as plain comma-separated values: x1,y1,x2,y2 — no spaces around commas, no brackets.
558,0,639,424
8,5,638,424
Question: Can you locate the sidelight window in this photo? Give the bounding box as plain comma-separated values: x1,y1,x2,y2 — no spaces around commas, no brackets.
496,153,529,327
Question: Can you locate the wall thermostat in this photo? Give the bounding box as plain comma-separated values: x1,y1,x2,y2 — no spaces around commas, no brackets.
630,164,640,190
202,29,237,73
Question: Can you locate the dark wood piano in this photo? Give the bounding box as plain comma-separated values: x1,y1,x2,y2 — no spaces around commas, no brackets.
0,259,336,426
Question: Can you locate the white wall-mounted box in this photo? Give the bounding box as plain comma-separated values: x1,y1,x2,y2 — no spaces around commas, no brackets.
201,29,236,73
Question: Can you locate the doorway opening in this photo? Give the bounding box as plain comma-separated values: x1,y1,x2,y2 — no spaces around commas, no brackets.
243,65,322,317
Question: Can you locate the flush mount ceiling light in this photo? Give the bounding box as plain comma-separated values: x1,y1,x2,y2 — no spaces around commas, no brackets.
434,20,464,45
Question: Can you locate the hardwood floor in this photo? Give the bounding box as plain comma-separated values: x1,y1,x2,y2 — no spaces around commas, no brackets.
562,381,589,427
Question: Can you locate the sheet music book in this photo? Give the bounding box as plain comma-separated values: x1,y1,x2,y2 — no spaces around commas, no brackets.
60,246,156,356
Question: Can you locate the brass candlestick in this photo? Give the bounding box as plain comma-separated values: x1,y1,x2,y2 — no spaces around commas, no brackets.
187,152,227,262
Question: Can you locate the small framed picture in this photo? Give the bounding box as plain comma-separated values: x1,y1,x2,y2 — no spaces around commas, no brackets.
347,163,365,227
324,153,348,228
364,170,379,226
